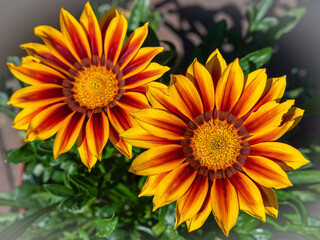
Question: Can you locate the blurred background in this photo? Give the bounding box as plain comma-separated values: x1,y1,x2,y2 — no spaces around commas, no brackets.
0,0,319,239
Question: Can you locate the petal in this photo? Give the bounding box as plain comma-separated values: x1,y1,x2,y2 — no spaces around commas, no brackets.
186,190,212,232
77,124,98,171
7,84,65,108
211,177,239,236
118,23,150,70
25,103,71,141
146,83,189,122
34,25,77,67
116,92,150,113
129,144,185,175
131,109,187,140
191,60,215,112
242,156,292,189
13,106,48,130
175,175,208,227
257,185,278,218
229,172,266,221
244,100,295,136
248,107,304,144
122,47,164,79
60,8,91,60
99,8,119,41
107,106,134,134
80,2,103,57
121,126,178,149
123,62,170,89
139,172,170,197
109,124,132,158
8,62,65,85
86,112,109,160
204,49,227,87
153,163,197,210
252,76,287,113
232,69,267,118
104,14,127,65
20,43,70,75
168,74,203,119
250,142,309,170
53,112,86,159
216,59,244,112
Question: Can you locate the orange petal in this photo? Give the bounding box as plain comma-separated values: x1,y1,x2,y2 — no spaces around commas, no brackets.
7,84,65,108
53,112,86,159
244,100,295,136
131,109,187,140
77,123,98,171
109,124,132,158
229,172,266,221
129,144,185,175
139,172,170,197
122,47,164,79
123,62,170,89
191,60,215,112
248,107,304,144
211,177,239,236
242,156,292,189
205,49,227,87
60,8,91,61
8,62,65,86
146,83,189,122
118,23,150,70
121,126,178,149
116,92,150,113
250,142,309,171
85,112,109,160
99,8,119,41
20,43,70,75
104,14,127,65
186,189,212,232
80,2,103,57
215,58,244,112
257,184,278,218
13,106,48,130
153,163,197,210
168,74,203,120
107,106,134,134
34,25,77,67
232,69,267,118
25,103,71,141
175,175,208,227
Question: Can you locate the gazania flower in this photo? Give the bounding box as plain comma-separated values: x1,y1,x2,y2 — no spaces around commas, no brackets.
122,49,309,236
7,2,169,170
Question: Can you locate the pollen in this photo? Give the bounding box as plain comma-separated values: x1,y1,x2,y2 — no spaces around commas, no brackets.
72,66,118,109
193,120,241,170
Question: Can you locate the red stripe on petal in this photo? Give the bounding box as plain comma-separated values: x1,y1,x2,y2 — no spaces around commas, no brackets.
109,124,132,158
116,92,150,113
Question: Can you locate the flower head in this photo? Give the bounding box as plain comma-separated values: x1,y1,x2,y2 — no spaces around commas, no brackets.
7,2,169,171
122,49,309,236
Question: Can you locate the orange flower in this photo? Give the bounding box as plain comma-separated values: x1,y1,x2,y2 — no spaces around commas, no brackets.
122,49,309,236
7,2,169,171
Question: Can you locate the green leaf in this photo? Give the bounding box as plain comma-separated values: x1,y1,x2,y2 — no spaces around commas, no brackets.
43,184,75,197
5,142,37,164
256,0,274,21
68,175,98,196
94,216,119,237
0,204,57,240
248,228,273,240
288,170,320,184
291,190,317,203
255,17,278,32
239,47,272,75
58,194,92,212
128,0,150,31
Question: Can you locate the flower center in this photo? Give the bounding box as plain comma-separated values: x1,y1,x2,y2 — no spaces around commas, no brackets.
193,120,241,170
72,65,118,109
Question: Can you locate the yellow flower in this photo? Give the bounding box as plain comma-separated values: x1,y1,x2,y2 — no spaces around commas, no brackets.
7,2,169,171
122,49,309,236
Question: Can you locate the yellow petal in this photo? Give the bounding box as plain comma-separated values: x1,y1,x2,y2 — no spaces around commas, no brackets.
109,124,132,158
139,172,169,197
205,49,227,86
99,8,119,40
257,185,278,218
13,106,46,130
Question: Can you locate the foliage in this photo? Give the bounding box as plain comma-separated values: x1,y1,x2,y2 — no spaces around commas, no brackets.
1,0,319,240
